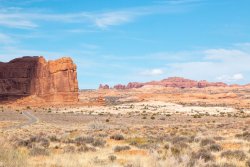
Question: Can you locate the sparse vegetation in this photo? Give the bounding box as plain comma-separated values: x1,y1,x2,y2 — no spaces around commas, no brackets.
1,95,250,167
208,144,222,152
221,150,247,161
246,159,250,167
92,138,106,147
0,145,28,167
200,138,216,146
114,145,131,152
108,155,117,162
29,146,49,156
110,134,125,140
191,149,215,162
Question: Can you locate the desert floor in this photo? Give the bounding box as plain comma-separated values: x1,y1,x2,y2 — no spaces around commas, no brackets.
1,89,250,167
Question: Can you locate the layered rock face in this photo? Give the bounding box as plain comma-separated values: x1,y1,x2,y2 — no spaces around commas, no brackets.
111,77,228,90
0,56,78,102
114,84,126,90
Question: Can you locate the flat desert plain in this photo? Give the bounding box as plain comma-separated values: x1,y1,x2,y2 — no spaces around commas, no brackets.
0,86,250,167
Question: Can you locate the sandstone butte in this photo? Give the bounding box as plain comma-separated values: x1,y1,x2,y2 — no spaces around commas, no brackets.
0,56,78,103
99,84,110,89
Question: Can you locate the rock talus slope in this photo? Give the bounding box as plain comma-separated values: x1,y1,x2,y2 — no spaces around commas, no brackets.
0,56,78,102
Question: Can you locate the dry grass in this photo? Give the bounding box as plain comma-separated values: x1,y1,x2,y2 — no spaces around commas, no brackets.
0,99,250,167
0,141,28,167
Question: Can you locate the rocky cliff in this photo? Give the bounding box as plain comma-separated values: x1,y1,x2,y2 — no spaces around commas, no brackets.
0,56,78,102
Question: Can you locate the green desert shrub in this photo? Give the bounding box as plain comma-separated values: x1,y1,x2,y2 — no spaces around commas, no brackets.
246,159,250,167
209,144,222,152
49,135,60,142
92,138,106,147
29,146,49,156
108,155,117,162
163,144,169,150
110,134,125,140
172,136,189,144
75,136,94,145
200,138,216,146
39,138,50,148
63,145,76,153
221,150,247,161
171,146,181,156
191,149,215,162
236,132,250,141
114,146,130,152
220,163,236,167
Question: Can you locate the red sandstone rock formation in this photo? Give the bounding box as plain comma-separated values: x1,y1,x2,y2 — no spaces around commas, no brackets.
244,84,250,87
153,77,198,88
197,80,227,88
230,84,241,87
114,84,126,90
126,82,144,89
112,77,228,90
99,84,110,89
0,56,78,102
105,82,144,90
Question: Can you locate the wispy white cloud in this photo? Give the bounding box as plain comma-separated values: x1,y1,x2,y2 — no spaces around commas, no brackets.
235,42,250,47
66,29,99,34
217,73,244,82
204,49,249,60
156,0,205,5
234,43,250,52
94,11,134,28
0,0,199,29
0,33,14,44
0,11,129,29
141,68,165,76
0,10,139,29
165,45,250,83
0,8,38,29
91,2,198,28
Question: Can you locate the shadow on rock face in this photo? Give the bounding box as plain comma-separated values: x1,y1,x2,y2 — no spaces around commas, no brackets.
0,56,78,104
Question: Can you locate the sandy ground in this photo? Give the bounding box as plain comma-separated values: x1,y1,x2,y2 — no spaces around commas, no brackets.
1,87,250,167
54,101,244,116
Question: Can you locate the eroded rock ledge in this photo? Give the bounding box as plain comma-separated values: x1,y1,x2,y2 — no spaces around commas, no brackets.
0,56,78,102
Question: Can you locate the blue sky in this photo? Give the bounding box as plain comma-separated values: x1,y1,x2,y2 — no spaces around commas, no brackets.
0,0,250,88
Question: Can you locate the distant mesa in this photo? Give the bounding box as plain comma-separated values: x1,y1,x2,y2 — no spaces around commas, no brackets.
0,56,78,103
114,84,127,90
99,77,229,90
99,84,110,89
